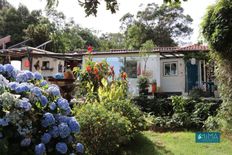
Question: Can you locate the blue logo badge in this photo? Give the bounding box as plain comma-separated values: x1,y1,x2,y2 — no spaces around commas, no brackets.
195,132,220,143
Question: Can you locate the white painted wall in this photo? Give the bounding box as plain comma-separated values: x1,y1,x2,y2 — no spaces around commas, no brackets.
82,54,160,95
83,53,161,95
21,56,65,77
160,58,185,93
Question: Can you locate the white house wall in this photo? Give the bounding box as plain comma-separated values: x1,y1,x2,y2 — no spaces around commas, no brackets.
160,58,185,93
21,56,64,77
83,53,160,95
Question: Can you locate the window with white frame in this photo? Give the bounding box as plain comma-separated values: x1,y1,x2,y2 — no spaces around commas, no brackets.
164,62,177,76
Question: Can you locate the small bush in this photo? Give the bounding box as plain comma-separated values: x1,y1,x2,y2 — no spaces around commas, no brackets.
203,116,220,131
147,96,222,131
104,99,148,133
74,103,132,155
188,88,205,99
133,96,173,116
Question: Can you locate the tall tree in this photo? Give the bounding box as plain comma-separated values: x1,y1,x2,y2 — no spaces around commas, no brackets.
98,33,125,51
77,28,99,49
121,3,193,48
0,0,11,9
24,17,54,48
0,4,41,46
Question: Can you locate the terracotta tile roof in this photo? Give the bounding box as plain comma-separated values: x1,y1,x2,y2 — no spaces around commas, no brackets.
178,44,209,51
85,44,209,55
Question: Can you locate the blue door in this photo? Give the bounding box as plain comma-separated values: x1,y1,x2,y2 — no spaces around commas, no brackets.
187,62,198,91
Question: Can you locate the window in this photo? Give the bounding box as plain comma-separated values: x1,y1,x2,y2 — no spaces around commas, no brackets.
125,60,137,78
42,61,50,70
164,62,177,76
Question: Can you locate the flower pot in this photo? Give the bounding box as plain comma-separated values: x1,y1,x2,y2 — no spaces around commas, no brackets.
152,83,157,94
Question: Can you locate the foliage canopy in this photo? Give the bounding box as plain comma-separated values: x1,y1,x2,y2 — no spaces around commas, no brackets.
201,0,232,133
44,0,188,16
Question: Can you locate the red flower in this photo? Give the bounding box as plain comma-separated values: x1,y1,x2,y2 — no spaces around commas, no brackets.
121,72,127,80
94,67,99,74
86,65,91,72
87,45,93,53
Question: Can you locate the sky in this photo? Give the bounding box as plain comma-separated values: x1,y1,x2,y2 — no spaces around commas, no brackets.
8,0,216,44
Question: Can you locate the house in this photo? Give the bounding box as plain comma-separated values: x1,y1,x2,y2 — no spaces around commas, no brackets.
81,44,212,95
0,44,214,96
0,47,82,78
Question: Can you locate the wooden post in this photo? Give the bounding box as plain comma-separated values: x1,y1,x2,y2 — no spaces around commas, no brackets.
27,48,33,71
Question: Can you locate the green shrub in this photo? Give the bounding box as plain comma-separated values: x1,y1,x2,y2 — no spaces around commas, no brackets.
132,96,173,116
104,99,148,132
151,96,221,131
74,103,132,155
171,96,196,114
202,0,232,133
203,116,220,131
188,88,205,100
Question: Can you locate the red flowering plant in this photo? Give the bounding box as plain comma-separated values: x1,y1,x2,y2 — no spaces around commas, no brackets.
74,47,127,102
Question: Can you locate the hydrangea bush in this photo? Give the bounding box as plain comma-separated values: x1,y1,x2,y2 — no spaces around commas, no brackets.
0,64,83,155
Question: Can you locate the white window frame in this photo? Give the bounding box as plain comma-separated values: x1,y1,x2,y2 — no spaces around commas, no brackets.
163,62,178,76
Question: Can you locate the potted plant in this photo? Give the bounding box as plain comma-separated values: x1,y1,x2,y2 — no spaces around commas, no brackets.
151,79,157,94
138,76,149,96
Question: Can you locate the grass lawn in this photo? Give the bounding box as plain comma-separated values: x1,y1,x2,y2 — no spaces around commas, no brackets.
122,131,232,155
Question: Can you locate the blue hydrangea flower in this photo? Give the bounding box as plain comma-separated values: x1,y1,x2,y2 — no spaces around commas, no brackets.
25,70,34,80
20,138,31,147
16,72,28,82
76,143,84,153
64,107,71,115
35,143,46,155
4,64,14,74
31,87,42,97
40,81,48,87
0,64,4,73
58,123,71,138
10,69,18,79
49,102,57,111
15,83,30,93
47,85,61,96
56,142,68,154
57,98,70,111
0,118,9,126
41,133,52,144
40,95,48,106
55,115,69,124
8,82,19,90
41,113,55,128
68,117,80,133
49,126,59,138
19,98,32,111
34,72,43,80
